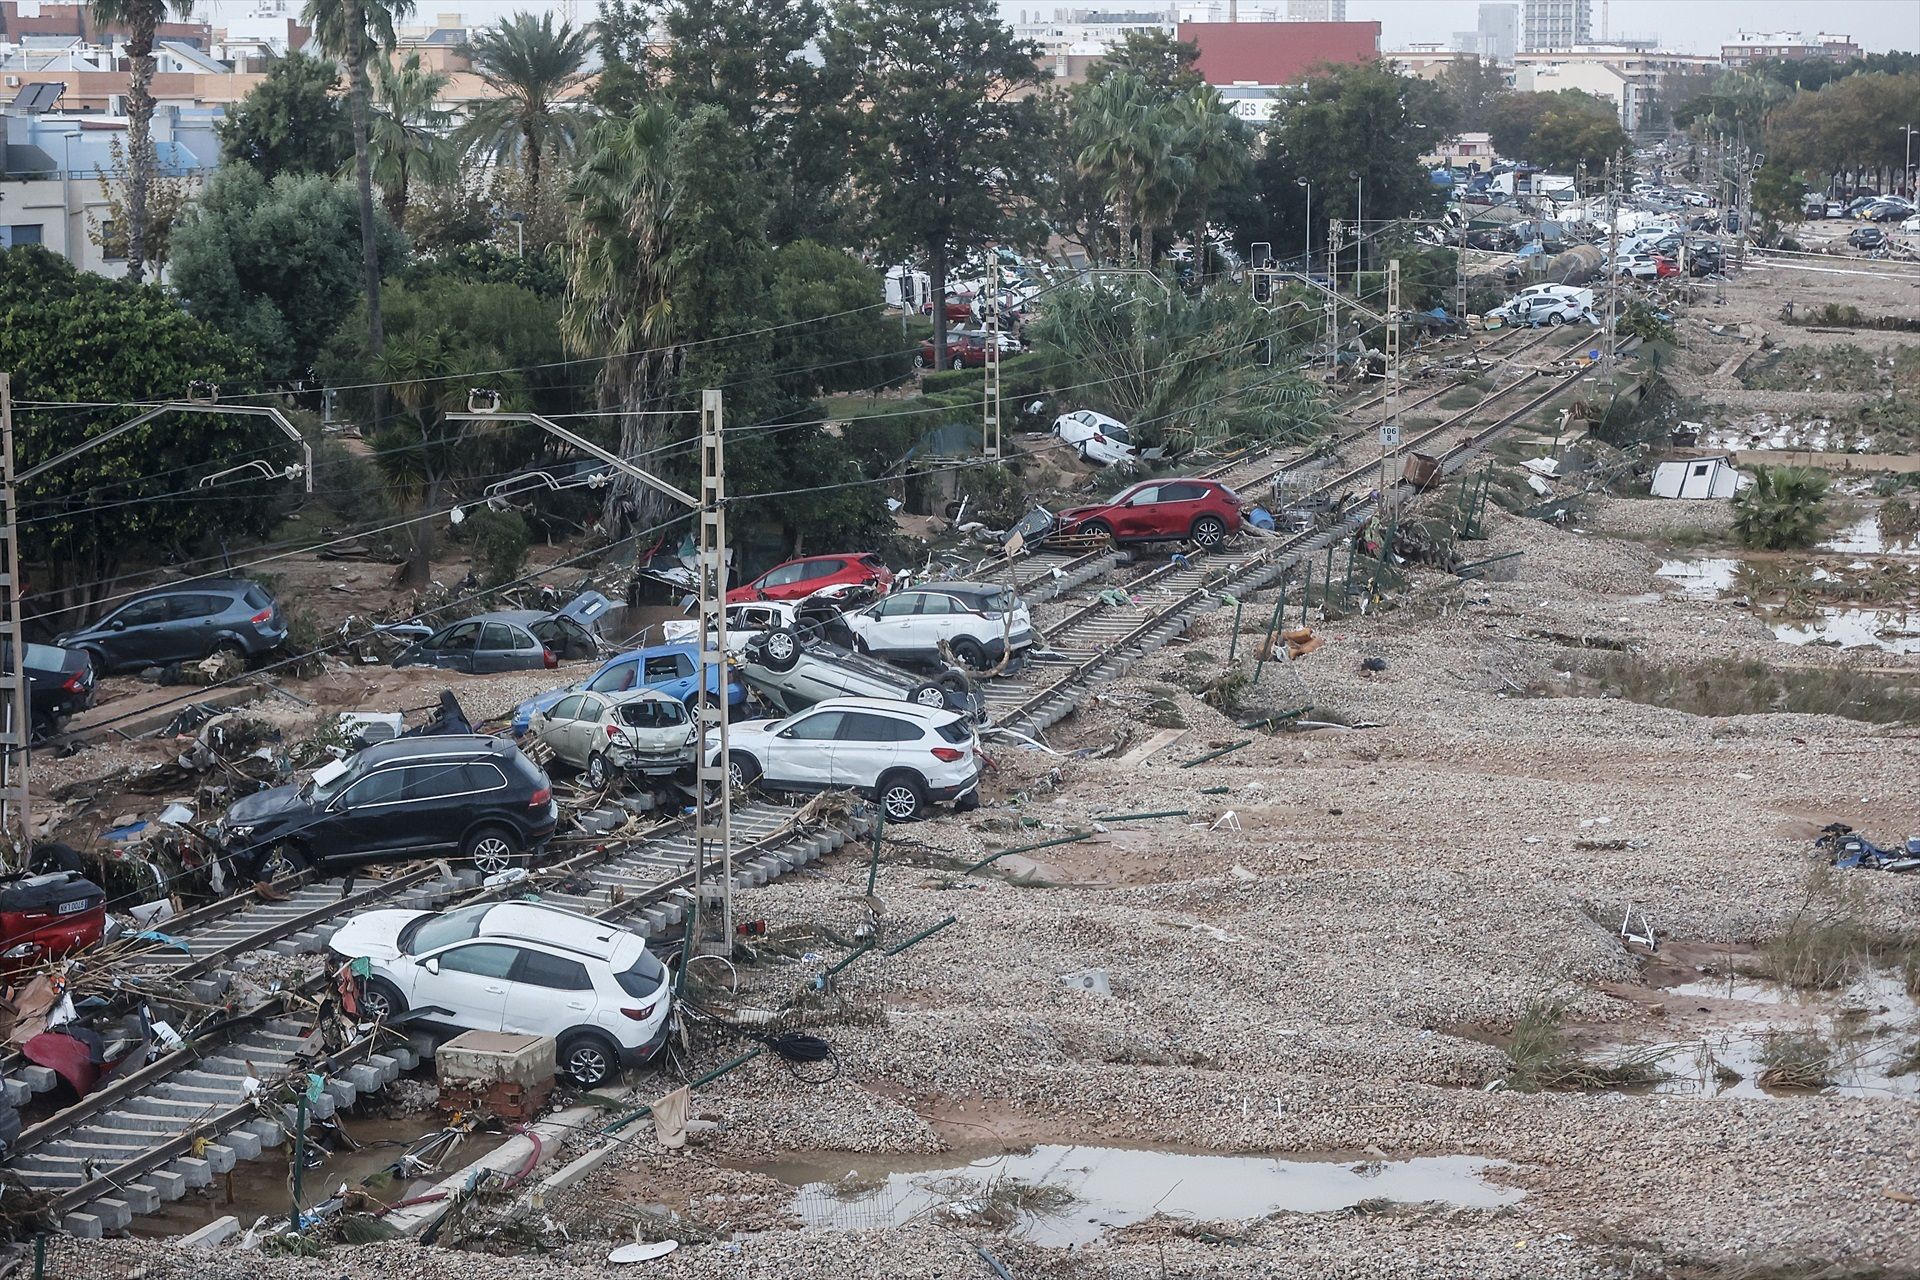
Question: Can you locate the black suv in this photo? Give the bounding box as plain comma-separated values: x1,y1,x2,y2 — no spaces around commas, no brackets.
217,736,557,881
57,578,287,673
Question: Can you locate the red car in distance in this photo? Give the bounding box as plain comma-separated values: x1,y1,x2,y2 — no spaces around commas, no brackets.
1054,478,1245,550
914,332,1004,370
727,553,893,604
922,293,975,324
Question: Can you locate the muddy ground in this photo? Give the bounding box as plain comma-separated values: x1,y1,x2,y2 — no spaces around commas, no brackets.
48,257,1920,1279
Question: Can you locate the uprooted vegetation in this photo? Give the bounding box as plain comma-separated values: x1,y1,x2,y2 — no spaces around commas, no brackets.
1741,343,1920,394
1502,997,1668,1092
1754,864,1920,993
929,1174,1075,1232
1536,654,1920,725
1755,1030,1835,1090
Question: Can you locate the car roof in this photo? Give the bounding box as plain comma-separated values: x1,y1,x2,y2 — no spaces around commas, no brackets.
805,696,962,722
908,581,1006,598
599,687,681,705
475,902,640,960
120,577,257,602
472,610,548,625
352,734,515,766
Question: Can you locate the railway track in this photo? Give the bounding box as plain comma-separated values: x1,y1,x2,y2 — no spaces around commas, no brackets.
12,798,870,1236
990,332,1608,735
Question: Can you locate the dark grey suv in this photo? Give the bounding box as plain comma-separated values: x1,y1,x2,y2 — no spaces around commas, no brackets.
57,578,287,674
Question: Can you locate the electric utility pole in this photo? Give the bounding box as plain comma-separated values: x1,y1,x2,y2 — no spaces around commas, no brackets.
1380,259,1401,517
0,375,28,861
451,393,735,953
983,259,1002,461
1605,150,1623,383
1326,218,1343,374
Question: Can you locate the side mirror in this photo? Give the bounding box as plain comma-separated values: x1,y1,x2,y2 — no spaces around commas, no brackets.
423,957,440,975
110,621,126,631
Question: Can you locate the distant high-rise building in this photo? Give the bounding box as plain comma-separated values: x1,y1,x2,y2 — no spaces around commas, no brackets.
1479,3,1519,62
1522,0,1590,51
1286,0,1346,20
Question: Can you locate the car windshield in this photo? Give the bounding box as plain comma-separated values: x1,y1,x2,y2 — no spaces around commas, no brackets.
303,757,352,803
615,949,667,998
398,903,492,955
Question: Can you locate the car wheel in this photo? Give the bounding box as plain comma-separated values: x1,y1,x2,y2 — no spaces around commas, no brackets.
950,355,966,370
584,753,611,790
759,626,802,674
876,771,927,822
1190,515,1228,550
908,681,949,710
214,639,248,662
357,976,406,1023
1082,519,1114,542
950,637,989,670
913,353,929,370
254,841,308,883
463,825,525,876
559,1031,621,1088
1547,312,1565,326
728,751,762,792
78,646,109,677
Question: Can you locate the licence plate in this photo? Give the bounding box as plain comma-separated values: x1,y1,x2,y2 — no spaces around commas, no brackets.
57,899,88,915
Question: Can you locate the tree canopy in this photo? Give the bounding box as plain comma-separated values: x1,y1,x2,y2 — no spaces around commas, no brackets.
170,164,407,383
216,50,353,181
0,247,273,615
1487,89,1629,173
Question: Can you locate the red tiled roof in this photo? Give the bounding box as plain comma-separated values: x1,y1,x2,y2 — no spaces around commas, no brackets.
1177,20,1381,86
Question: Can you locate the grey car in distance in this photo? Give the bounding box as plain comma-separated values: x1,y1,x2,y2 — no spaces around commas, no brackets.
57,578,287,674
393,615,559,673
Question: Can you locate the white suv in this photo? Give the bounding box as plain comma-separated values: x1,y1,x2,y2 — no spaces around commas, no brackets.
328,901,671,1087
841,583,1032,670
711,696,981,821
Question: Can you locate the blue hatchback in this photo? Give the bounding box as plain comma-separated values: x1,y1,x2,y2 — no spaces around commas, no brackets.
511,642,747,736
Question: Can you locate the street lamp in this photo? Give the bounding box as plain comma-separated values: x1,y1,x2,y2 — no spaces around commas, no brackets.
1349,168,1363,271
1295,177,1311,270
1903,124,1917,197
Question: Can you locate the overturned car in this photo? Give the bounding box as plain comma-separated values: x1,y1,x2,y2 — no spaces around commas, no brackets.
736,627,987,722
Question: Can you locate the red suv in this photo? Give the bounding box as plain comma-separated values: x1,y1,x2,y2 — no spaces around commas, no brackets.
922,293,975,324
914,332,1002,370
728,553,894,603
1054,479,1244,550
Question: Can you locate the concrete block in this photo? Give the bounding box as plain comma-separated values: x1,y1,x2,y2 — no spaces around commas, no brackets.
222,1128,263,1161
61,1212,103,1239
1,1076,29,1106
321,1078,357,1108
436,1031,555,1088
201,1143,238,1175
119,1183,161,1215
19,1065,56,1092
90,1198,134,1230
346,1063,385,1093
245,1119,285,1149
181,1215,241,1248
143,1168,188,1200
169,1156,213,1189
369,1053,401,1084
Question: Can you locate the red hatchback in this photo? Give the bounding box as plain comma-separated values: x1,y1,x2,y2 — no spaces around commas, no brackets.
728,553,894,604
1055,478,1244,550
914,332,1002,370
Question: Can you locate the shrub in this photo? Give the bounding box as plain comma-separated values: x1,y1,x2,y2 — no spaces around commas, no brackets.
1732,465,1829,550
461,507,530,586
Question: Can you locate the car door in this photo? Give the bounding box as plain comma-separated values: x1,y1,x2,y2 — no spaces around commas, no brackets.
830,710,904,791
159,593,226,663
99,597,174,666
1154,483,1207,537
475,623,519,673
643,651,695,701
502,948,595,1039
320,766,412,862
537,693,585,765
755,562,809,600
911,593,960,655
403,760,492,854
573,695,609,763
427,622,480,672
417,942,516,1031
857,593,920,656
1111,486,1160,539
765,709,842,789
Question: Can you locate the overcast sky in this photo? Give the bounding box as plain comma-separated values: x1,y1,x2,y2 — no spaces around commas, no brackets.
189,0,1918,56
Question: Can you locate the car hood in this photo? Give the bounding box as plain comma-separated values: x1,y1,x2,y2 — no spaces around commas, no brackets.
327,909,428,964
1055,501,1117,524
713,718,782,748
512,684,577,730
225,783,309,828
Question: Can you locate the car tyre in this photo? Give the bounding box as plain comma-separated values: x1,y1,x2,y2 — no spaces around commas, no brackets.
727,751,762,793
758,626,803,673
358,976,407,1023
584,752,611,790
214,639,248,662
253,841,308,883
559,1030,622,1088
950,637,989,670
875,770,927,822
1190,515,1228,550
1082,519,1114,542
907,681,949,710
463,825,525,877
1547,312,1565,326
913,353,929,370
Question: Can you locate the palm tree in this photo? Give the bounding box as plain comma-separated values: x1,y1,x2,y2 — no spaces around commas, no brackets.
461,12,590,213
369,331,458,586
89,0,196,284
562,106,679,534
1732,466,1830,551
369,51,455,227
303,0,412,369
1170,85,1249,281
1075,70,1190,264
